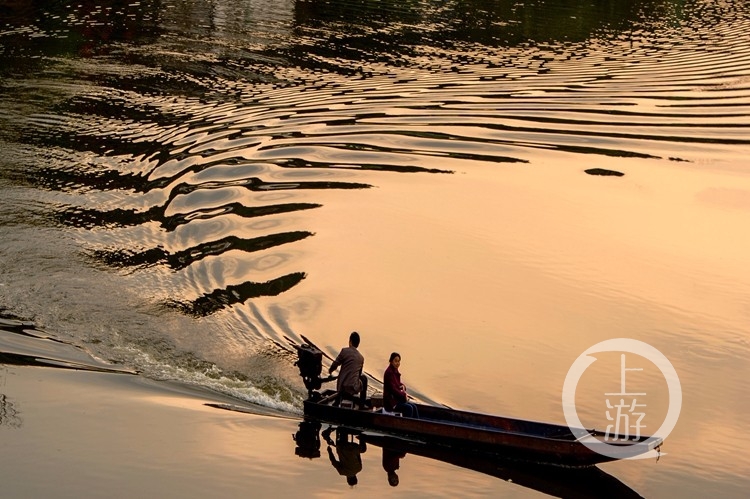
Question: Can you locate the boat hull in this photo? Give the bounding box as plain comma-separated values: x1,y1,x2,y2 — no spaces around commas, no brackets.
303,399,661,467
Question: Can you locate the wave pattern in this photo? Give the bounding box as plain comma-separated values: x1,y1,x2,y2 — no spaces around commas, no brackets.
0,0,749,386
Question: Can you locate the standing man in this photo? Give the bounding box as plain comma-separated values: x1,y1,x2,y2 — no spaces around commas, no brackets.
329,331,368,408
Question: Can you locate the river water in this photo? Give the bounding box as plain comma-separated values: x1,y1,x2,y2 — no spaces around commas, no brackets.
1,0,749,496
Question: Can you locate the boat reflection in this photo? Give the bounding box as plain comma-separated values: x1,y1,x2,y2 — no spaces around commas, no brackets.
292,421,644,498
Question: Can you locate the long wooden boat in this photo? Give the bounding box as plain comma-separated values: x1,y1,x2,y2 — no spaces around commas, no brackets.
294,343,662,467
304,394,661,467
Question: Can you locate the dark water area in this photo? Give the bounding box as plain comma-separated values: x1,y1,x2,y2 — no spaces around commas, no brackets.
1,0,750,496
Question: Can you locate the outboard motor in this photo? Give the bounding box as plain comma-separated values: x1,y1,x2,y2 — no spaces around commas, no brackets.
294,343,334,399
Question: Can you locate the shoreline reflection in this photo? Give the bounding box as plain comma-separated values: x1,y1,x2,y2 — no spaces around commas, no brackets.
0,393,22,429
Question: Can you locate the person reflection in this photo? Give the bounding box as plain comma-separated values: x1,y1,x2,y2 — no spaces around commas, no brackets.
325,427,367,486
382,446,406,487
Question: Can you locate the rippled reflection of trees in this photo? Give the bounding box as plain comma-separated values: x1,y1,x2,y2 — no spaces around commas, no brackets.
293,0,654,45
0,393,22,429
0,0,687,70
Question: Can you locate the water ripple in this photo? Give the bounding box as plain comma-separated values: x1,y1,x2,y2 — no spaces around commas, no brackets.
2,0,747,321
1,0,749,407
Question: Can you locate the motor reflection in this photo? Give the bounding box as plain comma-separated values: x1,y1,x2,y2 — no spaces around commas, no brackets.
292,420,322,459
